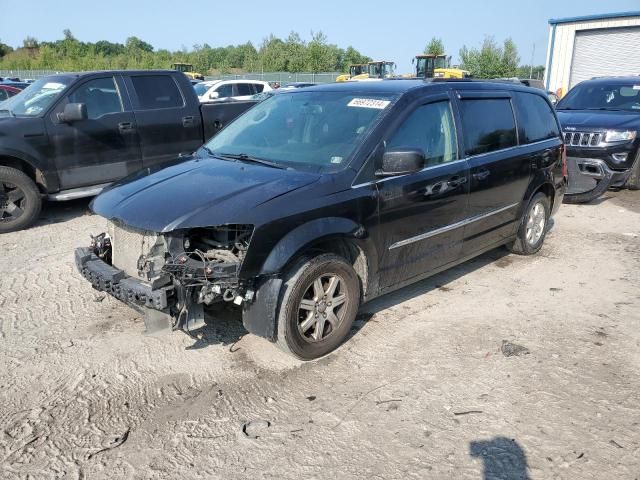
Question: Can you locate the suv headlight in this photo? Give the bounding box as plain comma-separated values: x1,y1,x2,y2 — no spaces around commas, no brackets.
604,130,637,143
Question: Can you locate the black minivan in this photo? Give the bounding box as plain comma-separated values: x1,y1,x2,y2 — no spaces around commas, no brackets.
76,80,566,359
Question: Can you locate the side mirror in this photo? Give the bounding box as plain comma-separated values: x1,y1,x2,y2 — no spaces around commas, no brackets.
209,91,220,100
57,103,87,123
376,147,425,177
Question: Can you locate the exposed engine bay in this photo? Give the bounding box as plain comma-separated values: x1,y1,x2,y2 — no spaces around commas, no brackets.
86,221,255,332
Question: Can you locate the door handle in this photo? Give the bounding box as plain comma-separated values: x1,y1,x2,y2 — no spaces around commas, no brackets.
118,122,134,133
472,169,490,181
447,175,467,188
182,116,195,127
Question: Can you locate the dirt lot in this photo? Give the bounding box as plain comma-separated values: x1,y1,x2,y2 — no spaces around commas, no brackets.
1,190,639,480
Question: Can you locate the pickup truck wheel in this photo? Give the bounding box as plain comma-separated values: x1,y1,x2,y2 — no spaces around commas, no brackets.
0,166,42,233
507,192,550,256
276,253,360,360
625,151,640,190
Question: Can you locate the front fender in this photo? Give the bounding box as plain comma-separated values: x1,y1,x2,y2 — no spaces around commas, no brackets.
258,217,366,275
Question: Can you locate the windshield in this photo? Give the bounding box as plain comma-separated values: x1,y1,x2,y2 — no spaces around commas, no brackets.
0,77,71,116
194,83,210,96
204,91,396,173
557,81,640,112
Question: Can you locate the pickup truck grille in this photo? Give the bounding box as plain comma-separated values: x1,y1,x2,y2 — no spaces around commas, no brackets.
107,221,163,278
563,131,602,147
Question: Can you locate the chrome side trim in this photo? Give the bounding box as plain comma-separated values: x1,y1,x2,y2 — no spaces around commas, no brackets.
389,202,519,250
47,182,112,201
351,158,468,189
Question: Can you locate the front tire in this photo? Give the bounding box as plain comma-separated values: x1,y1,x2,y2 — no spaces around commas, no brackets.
507,192,550,255
276,253,360,360
625,151,640,190
0,166,42,233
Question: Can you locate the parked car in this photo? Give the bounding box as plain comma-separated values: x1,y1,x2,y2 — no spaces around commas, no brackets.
281,82,318,90
556,76,640,203
0,84,21,101
0,81,30,91
195,79,272,103
0,70,259,232
76,79,566,359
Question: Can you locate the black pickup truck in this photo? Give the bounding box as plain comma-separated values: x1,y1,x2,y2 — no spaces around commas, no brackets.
0,70,257,232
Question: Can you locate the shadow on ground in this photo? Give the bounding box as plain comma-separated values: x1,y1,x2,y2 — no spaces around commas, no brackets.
185,304,248,350
350,247,511,338
470,437,530,480
36,197,93,227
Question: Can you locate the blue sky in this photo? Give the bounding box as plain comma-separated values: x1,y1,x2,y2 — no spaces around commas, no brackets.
1,0,639,73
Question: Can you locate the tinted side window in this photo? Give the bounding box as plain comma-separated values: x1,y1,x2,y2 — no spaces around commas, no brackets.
216,83,234,98
0,90,8,101
254,83,265,93
69,77,123,119
236,83,254,96
460,98,516,156
130,75,184,110
387,100,458,167
513,92,560,143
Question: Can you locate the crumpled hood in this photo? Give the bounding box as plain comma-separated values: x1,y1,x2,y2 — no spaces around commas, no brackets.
556,110,640,131
91,155,320,232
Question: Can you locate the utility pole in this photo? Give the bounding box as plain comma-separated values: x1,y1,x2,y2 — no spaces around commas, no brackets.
529,43,535,79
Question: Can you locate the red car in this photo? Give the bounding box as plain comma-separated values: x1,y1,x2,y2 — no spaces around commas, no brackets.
0,84,21,101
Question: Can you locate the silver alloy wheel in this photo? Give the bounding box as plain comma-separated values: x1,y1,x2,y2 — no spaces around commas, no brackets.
525,201,546,246
297,273,347,343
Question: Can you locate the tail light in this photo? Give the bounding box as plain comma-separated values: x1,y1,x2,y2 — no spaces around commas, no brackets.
561,144,568,179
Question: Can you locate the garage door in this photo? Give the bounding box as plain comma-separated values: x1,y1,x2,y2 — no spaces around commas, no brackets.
569,26,640,88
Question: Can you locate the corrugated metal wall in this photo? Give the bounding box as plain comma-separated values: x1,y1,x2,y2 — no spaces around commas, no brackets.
569,27,640,87
545,15,640,95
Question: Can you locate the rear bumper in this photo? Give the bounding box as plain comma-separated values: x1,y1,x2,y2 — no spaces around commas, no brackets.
564,157,631,204
75,247,172,311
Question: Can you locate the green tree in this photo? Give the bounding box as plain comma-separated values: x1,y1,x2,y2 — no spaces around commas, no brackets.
424,37,445,56
285,32,307,72
23,36,39,49
0,31,371,74
307,31,334,73
459,36,520,78
0,39,13,58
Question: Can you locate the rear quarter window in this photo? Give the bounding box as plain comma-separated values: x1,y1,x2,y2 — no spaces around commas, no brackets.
460,98,517,156
130,75,184,110
513,92,560,143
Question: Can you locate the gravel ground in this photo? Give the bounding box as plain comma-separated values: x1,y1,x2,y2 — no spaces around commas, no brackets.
1,191,639,480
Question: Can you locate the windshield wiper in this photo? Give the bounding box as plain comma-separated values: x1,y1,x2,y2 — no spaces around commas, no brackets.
201,145,216,156
215,152,287,170
0,109,15,117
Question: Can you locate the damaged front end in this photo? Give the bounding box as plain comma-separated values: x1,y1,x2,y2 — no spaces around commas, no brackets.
563,130,638,204
75,221,255,334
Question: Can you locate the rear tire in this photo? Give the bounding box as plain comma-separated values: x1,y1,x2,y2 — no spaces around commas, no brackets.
625,151,640,190
507,192,550,256
0,166,42,233
276,253,360,360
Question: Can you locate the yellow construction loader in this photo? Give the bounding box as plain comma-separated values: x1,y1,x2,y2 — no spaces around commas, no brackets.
336,64,368,82
171,63,204,81
413,54,470,79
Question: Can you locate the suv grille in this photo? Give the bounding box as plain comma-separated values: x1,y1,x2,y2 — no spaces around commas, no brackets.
563,131,602,147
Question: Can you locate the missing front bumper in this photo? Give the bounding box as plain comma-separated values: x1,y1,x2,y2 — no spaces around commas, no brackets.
564,157,631,204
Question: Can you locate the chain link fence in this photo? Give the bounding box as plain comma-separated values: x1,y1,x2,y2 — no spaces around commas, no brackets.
1,70,342,84
202,72,341,84
0,69,64,80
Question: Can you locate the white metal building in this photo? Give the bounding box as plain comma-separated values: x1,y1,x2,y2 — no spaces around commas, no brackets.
544,11,640,96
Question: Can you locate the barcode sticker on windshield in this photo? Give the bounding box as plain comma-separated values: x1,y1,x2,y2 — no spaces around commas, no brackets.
348,98,390,109
43,82,65,90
